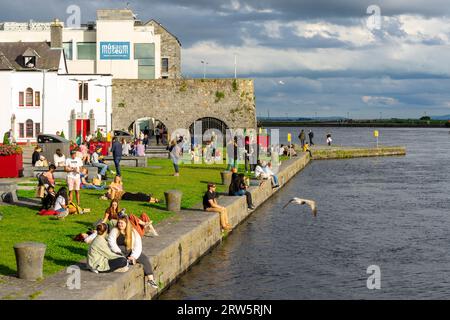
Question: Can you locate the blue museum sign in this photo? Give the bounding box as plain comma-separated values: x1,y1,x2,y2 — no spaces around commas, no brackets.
100,42,130,60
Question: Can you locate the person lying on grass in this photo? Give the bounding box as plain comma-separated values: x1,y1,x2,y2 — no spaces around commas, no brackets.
108,215,158,288
102,175,159,204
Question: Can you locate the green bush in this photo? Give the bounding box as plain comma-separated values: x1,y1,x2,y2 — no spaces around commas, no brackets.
215,91,225,103
3,132,10,145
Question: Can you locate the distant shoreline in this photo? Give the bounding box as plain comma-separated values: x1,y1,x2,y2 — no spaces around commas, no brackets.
260,121,450,128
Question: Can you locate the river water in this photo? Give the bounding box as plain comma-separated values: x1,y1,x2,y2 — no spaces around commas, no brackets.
160,127,450,299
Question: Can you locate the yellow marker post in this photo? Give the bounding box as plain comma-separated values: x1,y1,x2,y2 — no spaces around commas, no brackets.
287,133,292,159
374,130,379,148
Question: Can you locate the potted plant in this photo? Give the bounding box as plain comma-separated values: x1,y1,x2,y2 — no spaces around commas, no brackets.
0,145,23,178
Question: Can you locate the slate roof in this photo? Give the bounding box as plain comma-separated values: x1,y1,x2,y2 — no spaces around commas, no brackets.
0,42,63,71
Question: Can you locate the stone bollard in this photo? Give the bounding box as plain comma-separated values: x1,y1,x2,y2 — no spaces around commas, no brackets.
14,242,46,281
221,171,232,186
164,190,183,212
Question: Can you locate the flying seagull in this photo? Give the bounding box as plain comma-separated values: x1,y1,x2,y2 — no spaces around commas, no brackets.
282,198,317,216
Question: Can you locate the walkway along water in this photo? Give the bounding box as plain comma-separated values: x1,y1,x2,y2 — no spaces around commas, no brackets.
0,146,405,300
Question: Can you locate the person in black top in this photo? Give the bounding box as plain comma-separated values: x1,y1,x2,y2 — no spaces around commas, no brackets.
308,130,314,145
203,183,232,231
111,137,122,177
32,146,42,167
41,185,56,210
229,173,255,210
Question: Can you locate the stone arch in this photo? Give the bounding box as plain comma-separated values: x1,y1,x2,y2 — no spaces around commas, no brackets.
128,117,170,145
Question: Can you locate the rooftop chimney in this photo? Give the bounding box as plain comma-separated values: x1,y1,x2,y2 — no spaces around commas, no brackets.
50,19,63,49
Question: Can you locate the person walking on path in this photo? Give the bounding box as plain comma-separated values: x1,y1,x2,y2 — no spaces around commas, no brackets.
111,137,122,177
308,130,314,145
155,127,161,146
326,133,332,146
299,129,306,148
169,139,182,176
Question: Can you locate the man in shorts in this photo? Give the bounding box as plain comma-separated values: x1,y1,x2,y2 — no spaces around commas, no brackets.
65,150,83,206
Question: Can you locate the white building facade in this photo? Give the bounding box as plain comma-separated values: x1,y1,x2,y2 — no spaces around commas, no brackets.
0,9,162,79
0,42,112,143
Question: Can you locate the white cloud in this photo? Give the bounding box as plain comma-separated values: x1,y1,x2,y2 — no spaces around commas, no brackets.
362,96,398,105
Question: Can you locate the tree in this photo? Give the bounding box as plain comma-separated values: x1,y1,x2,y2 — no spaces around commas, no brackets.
3,132,10,145
420,116,431,121
60,130,65,138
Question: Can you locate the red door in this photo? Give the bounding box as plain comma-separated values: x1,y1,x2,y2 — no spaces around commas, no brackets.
76,120,90,140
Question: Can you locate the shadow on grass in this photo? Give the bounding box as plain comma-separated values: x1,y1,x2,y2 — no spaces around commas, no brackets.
74,221,95,229
0,265,16,276
59,245,88,257
45,256,83,269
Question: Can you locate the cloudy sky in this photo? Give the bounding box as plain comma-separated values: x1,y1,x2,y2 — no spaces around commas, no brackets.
2,0,450,118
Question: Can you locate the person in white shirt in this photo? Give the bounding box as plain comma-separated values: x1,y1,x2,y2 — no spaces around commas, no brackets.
121,138,130,156
254,160,270,180
53,149,66,167
65,150,84,206
53,187,69,219
262,161,280,188
108,215,158,288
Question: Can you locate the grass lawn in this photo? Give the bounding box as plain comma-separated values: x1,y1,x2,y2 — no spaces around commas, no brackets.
0,158,230,277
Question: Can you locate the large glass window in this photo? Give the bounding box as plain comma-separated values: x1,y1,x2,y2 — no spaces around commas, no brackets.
63,42,73,60
77,42,96,60
134,43,155,79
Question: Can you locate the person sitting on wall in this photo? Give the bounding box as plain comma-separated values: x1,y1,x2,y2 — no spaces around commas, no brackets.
107,214,158,288
287,145,297,157
229,173,255,210
32,146,42,167
303,142,313,157
254,160,270,180
79,142,90,165
53,149,66,167
87,223,129,274
135,140,145,157
91,146,115,180
262,161,280,188
102,175,159,204
203,183,232,231
35,155,49,167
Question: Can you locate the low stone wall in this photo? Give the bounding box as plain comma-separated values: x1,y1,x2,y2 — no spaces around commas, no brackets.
311,146,406,160
103,156,148,168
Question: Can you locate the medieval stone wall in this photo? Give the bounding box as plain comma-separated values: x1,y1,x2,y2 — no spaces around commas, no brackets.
112,78,257,133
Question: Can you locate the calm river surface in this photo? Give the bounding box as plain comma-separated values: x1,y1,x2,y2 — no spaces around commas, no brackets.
160,127,450,299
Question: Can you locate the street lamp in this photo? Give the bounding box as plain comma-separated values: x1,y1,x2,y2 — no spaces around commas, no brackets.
34,68,51,134
95,84,112,134
201,60,208,79
69,78,96,143
234,53,237,79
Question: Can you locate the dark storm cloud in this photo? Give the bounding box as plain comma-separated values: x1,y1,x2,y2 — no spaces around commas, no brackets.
2,1,450,118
